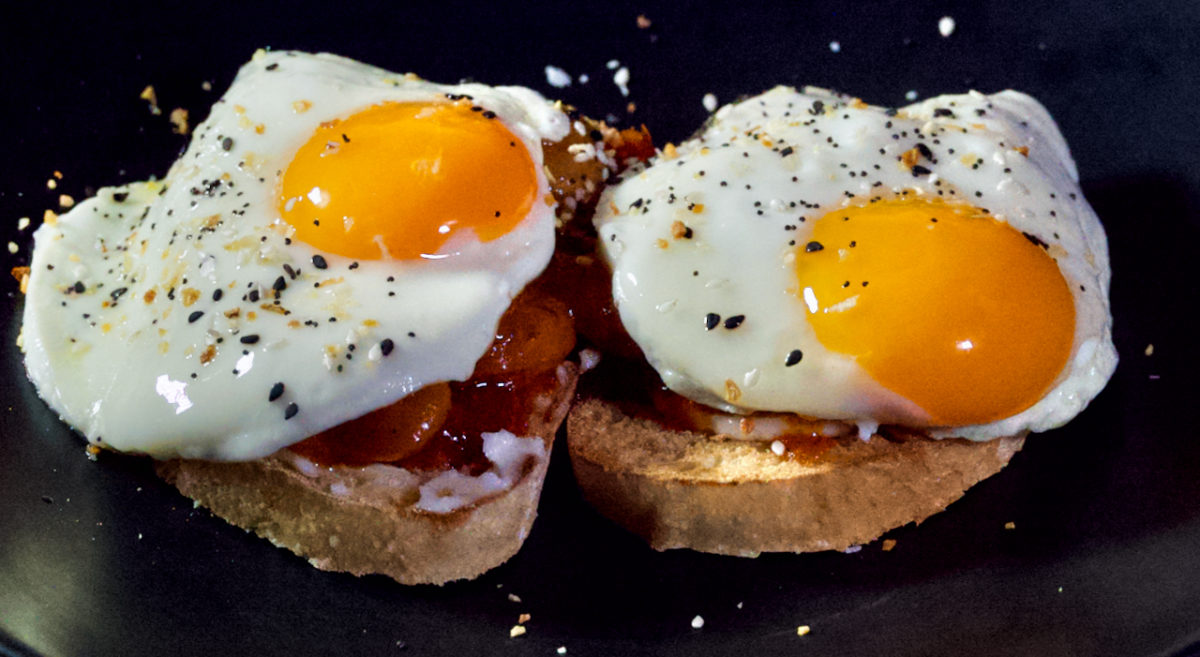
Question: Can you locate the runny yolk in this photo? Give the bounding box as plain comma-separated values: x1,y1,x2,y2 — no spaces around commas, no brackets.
795,199,1075,427
278,101,538,260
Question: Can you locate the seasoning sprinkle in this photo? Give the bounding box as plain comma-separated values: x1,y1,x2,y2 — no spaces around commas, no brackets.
785,349,804,366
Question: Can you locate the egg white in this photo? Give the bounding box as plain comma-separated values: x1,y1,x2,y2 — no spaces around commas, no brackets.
596,86,1116,440
21,50,569,460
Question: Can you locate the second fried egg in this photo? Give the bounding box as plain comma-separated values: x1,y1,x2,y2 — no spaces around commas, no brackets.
595,86,1115,440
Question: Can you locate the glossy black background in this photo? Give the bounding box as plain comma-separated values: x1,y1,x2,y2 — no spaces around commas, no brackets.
2,2,1199,656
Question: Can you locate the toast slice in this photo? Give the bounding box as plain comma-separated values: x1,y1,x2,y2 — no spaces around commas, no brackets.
157,360,578,585
567,395,1023,556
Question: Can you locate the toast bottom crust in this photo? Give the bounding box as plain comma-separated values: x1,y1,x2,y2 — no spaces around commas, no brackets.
567,396,1024,556
157,361,579,585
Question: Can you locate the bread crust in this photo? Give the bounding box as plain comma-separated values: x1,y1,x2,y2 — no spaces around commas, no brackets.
157,361,579,585
567,396,1024,556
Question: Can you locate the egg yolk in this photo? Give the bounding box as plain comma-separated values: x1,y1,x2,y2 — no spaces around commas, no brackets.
795,199,1075,426
278,101,538,260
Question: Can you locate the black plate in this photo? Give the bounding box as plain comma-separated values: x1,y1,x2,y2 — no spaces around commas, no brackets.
3,2,1199,656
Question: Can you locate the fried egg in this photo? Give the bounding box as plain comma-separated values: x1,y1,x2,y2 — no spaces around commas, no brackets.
596,86,1115,440
21,50,569,460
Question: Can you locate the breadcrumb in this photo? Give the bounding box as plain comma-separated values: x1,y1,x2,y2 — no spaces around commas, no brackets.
636,14,651,28
881,538,897,551
517,613,531,624
797,625,811,636
509,625,526,638
140,85,162,116
1144,344,1154,356
58,194,75,208
1004,521,1016,530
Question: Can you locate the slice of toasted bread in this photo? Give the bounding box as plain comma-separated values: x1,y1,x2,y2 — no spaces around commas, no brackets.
567,396,1023,556
156,361,579,585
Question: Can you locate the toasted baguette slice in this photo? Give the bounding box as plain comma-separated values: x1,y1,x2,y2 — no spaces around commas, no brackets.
567,396,1023,556
156,361,579,585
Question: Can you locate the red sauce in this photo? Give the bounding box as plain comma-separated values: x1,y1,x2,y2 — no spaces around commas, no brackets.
291,285,574,469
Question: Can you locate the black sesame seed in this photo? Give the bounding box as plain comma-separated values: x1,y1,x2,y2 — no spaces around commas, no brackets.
265,62,279,71
805,241,825,253
212,288,223,301
269,382,285,401
221,137,234,151
380,338,395,356
272,276,287,292
284,402,299,420
312,254,328,269
779,146,794,157
240,334,260,344
72,281,86,294
723,315,745,329
911,165,932,177
112,190,129,203
705,313,721,330
188,311,204,323
933,108,955,118
785,349,804,367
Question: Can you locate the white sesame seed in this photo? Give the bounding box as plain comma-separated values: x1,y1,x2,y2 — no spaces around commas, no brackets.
938,16,956,37
18,216,30,231
905,89,919,101
691,615,704,629
770,440,785,456
557,648,567,655
544,65,572,88
797,625,811,636
829,41,841,53
702,93,718,112
613,67,631,97
7,241,17,254
606,59,620,70
509,625,526,638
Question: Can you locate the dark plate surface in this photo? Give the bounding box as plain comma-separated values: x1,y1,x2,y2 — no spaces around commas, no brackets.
3,2,1199,656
